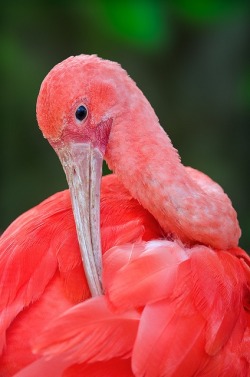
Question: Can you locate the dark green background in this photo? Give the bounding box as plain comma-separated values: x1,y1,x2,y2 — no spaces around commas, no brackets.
1,1,249,250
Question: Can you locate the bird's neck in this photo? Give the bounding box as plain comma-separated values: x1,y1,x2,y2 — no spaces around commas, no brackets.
105,95,240,249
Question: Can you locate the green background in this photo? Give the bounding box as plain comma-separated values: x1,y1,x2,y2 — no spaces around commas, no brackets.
1,1,249,250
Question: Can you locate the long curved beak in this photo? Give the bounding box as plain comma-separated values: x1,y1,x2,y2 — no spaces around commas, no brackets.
56,142,103,296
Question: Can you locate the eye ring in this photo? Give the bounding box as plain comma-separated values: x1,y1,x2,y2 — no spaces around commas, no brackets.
75,105,88,121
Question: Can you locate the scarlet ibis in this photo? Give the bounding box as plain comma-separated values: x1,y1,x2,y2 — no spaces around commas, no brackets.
0,55,249,376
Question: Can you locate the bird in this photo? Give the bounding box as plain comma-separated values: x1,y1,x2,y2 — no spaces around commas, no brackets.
0,54,249,376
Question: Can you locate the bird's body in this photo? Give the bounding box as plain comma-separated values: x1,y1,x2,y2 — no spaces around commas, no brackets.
24,242,250,377
0,175,161,376
0,54,249,376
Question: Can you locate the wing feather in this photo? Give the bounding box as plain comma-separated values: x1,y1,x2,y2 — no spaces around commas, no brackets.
34,296,140,364
103,240,249,376
0,190,84,353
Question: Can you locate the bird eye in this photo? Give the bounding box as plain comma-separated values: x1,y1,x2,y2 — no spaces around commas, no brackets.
75,105,88,121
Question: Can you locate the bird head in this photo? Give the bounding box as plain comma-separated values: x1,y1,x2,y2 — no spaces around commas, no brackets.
37,54,133,154
36,54,144,296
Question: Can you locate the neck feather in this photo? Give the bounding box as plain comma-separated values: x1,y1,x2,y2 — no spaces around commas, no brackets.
105,88,240,250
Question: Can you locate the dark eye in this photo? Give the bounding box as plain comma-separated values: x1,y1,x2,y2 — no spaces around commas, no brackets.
75,105,88,121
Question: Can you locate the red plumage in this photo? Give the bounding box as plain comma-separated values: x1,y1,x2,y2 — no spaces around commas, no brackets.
1,55,249,376
13,240,250,377
0,175,161,376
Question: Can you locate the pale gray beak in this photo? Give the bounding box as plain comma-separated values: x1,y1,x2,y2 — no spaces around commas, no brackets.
57,142,103,296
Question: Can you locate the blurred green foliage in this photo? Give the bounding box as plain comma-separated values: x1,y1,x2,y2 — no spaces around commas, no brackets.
86,0,167,50
1,0,249,249
171,0,246,23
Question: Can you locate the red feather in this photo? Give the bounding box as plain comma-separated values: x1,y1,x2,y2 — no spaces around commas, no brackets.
0,175,161,376
17,240,250,377
34,296,140,363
